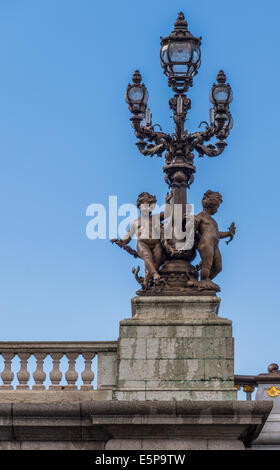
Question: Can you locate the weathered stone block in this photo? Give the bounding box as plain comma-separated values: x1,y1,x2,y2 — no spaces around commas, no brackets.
118,338,146,359
144,337,234,360
131,296,221,320
118,358,205,382
115,378,234,391
205,359,234,380
115,296,235,401
119,322,232,339
113,389,237,400
97,351,117,389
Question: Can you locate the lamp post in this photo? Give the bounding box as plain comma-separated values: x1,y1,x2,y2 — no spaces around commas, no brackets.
120,12,235,295
125,12,233,208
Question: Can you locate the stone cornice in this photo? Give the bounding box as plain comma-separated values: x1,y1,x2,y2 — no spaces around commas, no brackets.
0,400,272,449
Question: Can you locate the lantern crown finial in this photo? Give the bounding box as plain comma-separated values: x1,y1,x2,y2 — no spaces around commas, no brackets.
132,70,142,84
174,12,189,31
217,70,226,84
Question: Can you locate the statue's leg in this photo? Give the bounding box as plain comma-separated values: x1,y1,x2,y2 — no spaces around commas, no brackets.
152,242,163,271
145,243,163,283
198,241,214,281
138,241,159,286
210,247,222,280
197,242,220,291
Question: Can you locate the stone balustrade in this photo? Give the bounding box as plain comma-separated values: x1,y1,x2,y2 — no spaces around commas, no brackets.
234,375,257,400
235,364,280,401
0,341,117,391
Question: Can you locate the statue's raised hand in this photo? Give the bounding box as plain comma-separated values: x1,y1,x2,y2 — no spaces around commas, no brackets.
226,222,236,245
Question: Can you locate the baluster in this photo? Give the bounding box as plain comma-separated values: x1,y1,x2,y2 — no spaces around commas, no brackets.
49,353,63,390
65,353,78,390
243,385,255,400
32,353,46,390
16,353,31,390
1,353,15,390
81,353,95,390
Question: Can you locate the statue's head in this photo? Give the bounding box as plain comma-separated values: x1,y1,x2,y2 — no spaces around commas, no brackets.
137,192,157,213
202,190,222,214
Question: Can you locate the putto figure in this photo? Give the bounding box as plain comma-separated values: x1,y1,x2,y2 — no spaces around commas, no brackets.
111,192,172,288
195,190,236,291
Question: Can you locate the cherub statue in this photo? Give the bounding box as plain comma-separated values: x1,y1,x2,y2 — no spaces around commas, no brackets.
111,192,172,288
194,190,236,291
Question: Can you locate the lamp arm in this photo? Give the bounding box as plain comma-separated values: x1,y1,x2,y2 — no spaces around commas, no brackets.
132,123,174,158
193,140,227,158
136,141,166,157
187,124,215,146
187,119,228,157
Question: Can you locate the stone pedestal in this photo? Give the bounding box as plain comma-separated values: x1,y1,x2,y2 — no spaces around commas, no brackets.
114,296,236,401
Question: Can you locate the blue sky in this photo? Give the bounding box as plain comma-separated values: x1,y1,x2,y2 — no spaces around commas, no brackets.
0,0,279,382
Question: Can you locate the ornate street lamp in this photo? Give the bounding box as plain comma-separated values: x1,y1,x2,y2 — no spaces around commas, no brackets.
160,11,201,93
125,70,149,116
115,12,235,295
125,11,233,197
209,70,233,140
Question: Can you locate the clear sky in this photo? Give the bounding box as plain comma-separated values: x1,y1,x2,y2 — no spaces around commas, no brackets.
0,0,279,384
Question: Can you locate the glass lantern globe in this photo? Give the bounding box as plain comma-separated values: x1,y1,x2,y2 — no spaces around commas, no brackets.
210,70,233,106
125,70,149,115
160,12,201,92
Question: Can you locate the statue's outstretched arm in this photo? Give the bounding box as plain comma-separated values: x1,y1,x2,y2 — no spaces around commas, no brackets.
110,221,136,246
219,222,236,243
110,222,139,258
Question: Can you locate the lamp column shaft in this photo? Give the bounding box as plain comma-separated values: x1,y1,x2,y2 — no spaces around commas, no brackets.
163,159,194,244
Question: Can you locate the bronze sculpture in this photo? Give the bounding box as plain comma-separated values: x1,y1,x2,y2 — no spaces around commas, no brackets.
111,13,236,296
111,192,172,289
191,191,235,292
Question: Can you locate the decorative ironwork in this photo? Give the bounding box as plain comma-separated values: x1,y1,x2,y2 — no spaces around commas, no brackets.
126,14,233,177
112,12,235,295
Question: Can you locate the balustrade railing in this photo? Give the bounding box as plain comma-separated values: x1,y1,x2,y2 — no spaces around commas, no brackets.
1,344,278,400
235,364,280,400
234,375,257,400
0,341,117,391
